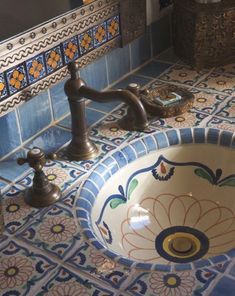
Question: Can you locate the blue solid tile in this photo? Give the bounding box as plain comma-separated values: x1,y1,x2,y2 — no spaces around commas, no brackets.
112,151,127,168
151,14,172,56
130,28,151,70
58,108,105,129
0,110,21,158
76,209,88,219
26,53,46,84
6,63,28,95
79,220,89,229
207,128,220,144
95,164,111,181
121,146,137,163
79,188,95,204
143,135,157,152
175,264,192,271
210,255,228,264
227,248,235,258
77,198,92,212
113,74,152,89
135,60,171,78
102,157,119,175
154,264,171,272
0,149,30,182
106,45,130,84
211,276,235,296
25,126,71,154
194,128,206,143
166,130,179,146
180,128,193,144
18,91,52,142
80,55,108,91
50,79,70,120
193,259,211,269
89,171,105,190
131,140,147,157
0,72,9,101
62,36,79,65
83,179,99,197
84,230,94,240
220,131,233,147
154,132,169,149
88,100,121,113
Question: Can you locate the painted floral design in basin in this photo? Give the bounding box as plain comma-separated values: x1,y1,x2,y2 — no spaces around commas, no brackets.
77,128,235,270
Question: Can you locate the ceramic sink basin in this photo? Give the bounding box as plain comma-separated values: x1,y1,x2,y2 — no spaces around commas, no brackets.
77,128,235,270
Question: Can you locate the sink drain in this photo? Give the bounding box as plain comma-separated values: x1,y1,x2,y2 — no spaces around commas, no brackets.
155,226,209,263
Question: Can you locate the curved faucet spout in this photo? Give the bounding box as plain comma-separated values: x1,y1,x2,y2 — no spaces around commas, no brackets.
79,86,148,131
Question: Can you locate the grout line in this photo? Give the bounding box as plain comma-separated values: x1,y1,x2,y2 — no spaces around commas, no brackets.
47,88,55,122
15,108,23,145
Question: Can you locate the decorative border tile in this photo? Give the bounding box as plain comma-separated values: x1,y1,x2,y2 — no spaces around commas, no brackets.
0,13,120,116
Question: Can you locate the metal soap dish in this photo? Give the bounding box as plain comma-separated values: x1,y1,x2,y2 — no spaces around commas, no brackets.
139,84,194,118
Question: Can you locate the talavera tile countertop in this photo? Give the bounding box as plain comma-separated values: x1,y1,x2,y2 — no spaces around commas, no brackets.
1,48,235,295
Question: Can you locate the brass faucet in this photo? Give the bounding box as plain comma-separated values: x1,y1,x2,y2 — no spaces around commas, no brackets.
64,62,148,161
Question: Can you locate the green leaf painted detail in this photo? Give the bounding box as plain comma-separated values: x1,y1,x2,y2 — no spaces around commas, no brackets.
219,178,235,187
194,168,214,184
110,198,126,209
127,179,138,200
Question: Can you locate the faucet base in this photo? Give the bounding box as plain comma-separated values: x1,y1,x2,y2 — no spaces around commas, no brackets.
66,140,99,161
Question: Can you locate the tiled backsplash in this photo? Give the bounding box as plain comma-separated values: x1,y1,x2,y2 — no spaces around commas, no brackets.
0,14,172,160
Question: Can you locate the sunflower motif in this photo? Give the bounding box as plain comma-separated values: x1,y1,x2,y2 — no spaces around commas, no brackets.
90,249,116,272
0,256,34,289
163,67,199,84
44,168,69,186
29,60,43,79
149,271,195,296
65,42,78,60
45,281,90,296
200,75,234,92
121,193,235,263
9,70,25,89
3,196,31,223
193,93,218,111
99,123,126,138
47,50,61,69
108,20,119,37
165,112,196,128
38,216,77,243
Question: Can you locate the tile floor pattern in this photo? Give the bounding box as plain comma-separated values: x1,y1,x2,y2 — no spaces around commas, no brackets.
1,48,235,295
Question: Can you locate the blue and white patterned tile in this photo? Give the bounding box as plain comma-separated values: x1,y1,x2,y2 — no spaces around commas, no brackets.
58,139,116,171
206,116,235,133
16,204,83,260
196,72,235,95
45,45,63,74
214,63,235,76
191,89,228,115
25,53,46,84
125,268,218,296
17,159,86,193
62,36,79,64
66,241,132,290
215,96,235,119
93,21,108,48
0,72,8,101
6,63,28,95
150,110,209,130
159,64,209,86
36,266,115,295
90,114,135,146
0,239,58,296
2,185,42,235
107,15,120,40
78,28,94,55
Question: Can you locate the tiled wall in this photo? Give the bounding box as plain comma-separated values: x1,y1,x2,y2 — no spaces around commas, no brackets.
0,13,172,160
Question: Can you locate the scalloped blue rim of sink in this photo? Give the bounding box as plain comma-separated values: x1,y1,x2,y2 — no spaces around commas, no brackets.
76,127,235,272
